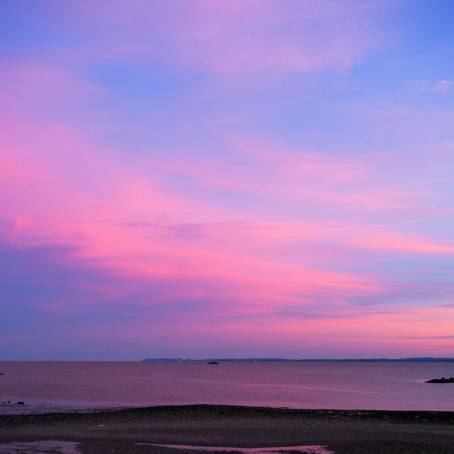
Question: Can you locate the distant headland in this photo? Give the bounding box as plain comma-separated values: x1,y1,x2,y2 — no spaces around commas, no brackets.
142,357,454,363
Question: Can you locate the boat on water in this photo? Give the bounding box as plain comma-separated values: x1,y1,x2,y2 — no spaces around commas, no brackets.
207,361,220,365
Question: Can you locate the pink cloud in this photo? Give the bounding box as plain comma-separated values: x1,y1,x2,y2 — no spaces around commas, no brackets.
63,0,391,78
2,53,454,357
0,81,384,318
2,62,452,316
234,138,364,183
148,137,416,214
434,80,454,95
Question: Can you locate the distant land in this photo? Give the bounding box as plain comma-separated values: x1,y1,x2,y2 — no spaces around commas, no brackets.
142,357,454,363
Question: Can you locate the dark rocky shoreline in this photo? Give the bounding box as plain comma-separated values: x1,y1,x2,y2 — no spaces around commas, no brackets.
1,405,454,453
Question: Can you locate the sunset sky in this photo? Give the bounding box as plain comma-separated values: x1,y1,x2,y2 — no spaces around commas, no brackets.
2,0,454,360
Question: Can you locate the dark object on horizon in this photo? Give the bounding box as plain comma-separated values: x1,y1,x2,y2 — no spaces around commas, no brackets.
0,400,25,406
143,357,454,363
426,377,454,384
208,361,220,365
0,373,3,375
142,358,188,363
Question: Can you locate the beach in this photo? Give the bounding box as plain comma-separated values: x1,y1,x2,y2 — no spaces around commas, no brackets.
1,405,454,453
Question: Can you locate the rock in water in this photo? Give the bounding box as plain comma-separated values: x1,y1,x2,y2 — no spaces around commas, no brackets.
426,377,454,383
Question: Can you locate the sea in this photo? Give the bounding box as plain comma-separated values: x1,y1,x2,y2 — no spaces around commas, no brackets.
1,361,454,415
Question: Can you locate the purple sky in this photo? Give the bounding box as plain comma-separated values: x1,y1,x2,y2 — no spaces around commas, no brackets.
1,0,454,360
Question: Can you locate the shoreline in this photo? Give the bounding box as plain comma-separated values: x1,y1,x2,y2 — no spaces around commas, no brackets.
1,404,454,453
2,403,454,421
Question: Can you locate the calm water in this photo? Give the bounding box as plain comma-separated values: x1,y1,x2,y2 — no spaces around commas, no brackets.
1,361,454,414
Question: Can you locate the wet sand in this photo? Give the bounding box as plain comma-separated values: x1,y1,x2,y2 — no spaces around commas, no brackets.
1,405,454,453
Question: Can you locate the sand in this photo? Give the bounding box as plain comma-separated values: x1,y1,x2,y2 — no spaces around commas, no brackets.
1,405,454,453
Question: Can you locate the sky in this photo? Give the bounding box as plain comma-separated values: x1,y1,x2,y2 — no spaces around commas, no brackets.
1,0,454,360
